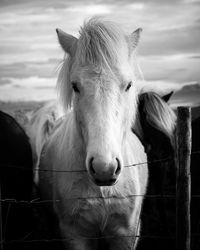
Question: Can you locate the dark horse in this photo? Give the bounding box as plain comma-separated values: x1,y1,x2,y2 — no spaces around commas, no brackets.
191,116,200,250
0,110,33,249
134,91,177,250
135,92,200,250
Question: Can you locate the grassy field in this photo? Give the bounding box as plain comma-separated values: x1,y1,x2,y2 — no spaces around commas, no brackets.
0,100,45,127
0,100,44,114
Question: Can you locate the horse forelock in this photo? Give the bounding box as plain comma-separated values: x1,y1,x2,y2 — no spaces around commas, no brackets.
57,17,141,113
57,55,73,111
77,17,128,69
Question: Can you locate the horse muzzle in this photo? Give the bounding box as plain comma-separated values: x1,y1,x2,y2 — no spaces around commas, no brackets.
88,156,121,186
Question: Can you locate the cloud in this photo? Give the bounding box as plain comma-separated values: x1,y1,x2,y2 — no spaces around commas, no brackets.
175,82,200,93
0,78,12,86
139,25,200,57
137,79,182,94
0,76,57,101
8,76,56,89
184,0,200,4
0,0,199,103
0,0,182,9
0,0,69,9
138,80,200,107
189,54,200,59
0,59,60,79
66,4,113,15
0,85,56,102
139,53,200,83
171,82,200,106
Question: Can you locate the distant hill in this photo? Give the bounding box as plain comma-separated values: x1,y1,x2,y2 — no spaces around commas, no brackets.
0,100,44,114
171,82,200,107
0,100,45,127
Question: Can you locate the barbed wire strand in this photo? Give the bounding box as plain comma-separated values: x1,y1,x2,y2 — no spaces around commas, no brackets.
0,194,177,205
1,229,200,245
2,233,199,245
0,150,200,245
1,227,199,245
0,233,177,245
191,150,200,155
0,150,199,205
0,151,199,174
3,193,200,205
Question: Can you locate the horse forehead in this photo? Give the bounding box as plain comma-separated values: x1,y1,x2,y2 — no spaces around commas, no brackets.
80,72,121,90
71,64,132,85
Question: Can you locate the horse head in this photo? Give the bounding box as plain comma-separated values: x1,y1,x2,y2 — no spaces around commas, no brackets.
56,17,143,186
134,91,176,158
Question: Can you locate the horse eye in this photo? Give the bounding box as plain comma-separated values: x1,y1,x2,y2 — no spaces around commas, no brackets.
125,81,132,92
72,82,80,93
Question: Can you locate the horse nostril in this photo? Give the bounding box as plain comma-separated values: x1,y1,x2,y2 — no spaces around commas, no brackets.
115,158,121,175
89,157,95,174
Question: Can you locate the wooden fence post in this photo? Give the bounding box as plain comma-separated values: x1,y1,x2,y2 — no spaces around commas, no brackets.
176,107,191,250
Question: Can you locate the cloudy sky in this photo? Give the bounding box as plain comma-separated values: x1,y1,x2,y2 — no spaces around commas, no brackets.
0,0,200,106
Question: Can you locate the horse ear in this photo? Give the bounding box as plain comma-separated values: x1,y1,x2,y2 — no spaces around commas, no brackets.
56,28,78,56
162,91,174,103
128,28,142,51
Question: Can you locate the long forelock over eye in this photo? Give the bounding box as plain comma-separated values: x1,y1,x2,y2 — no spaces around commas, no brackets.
76,18,128,71
57,56,73,111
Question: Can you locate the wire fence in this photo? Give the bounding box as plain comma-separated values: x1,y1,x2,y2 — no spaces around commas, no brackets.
1,151,200,173
0,156,173,173
0,150,200,248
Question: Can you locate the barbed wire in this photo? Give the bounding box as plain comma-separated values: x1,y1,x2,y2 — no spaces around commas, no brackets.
1,225,199,245
1,232,199,245
0,233,198,244
0,233,177,245
0,150,200,246
0,151,199,174
0,224,199,245
0,194,177,204
0,150,199,204
0,159,168,173
3,193,200,205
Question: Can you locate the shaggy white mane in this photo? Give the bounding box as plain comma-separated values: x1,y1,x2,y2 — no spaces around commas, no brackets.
77,17,128,67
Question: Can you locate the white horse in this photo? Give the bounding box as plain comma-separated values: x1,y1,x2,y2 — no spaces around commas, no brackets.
38,17,148,250
26,101,63,184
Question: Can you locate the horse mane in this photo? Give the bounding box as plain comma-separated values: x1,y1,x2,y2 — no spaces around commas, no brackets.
27,102,63,165
57,17,138,112
134,92,177,150
77,17,128,67
57,55,72,111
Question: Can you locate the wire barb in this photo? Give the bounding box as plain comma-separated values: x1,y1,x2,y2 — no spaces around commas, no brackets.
0,150,199,245
0,151,199,173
